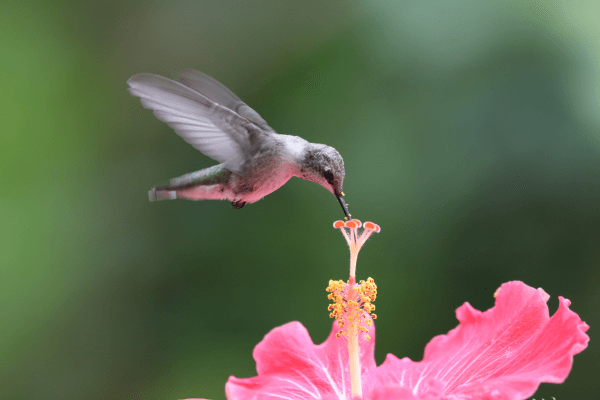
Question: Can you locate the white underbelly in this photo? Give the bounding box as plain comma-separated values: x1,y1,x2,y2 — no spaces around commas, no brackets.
241,176,291,204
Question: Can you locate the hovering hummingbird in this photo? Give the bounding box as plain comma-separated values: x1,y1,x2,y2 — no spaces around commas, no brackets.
127,69,351,219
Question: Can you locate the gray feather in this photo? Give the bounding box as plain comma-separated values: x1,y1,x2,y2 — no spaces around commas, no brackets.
176,69,274,132
127,73,270,173
149,188,177,201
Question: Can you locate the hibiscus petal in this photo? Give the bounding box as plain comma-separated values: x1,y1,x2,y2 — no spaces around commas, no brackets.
364,281,589,400
367,383,448,400
226,319,376,399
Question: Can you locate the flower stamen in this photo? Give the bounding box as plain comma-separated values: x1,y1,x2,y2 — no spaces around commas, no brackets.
326,277,378,343
330,218,380,399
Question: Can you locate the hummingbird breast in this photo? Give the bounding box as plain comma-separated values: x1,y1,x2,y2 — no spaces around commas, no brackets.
230,148,296,204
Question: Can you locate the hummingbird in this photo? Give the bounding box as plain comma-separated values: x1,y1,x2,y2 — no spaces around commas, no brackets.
127,69,351,219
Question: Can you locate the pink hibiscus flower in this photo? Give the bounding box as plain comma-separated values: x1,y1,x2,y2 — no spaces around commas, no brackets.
223,281,588,400
188,220,588,399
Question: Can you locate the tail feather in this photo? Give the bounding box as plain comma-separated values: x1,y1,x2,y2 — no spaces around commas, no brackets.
149,188,177,201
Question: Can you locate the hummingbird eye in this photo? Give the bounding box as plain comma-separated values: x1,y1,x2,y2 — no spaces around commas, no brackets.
324,170,334,185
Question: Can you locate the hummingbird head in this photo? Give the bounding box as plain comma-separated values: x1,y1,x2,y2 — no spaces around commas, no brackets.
298,144,351,219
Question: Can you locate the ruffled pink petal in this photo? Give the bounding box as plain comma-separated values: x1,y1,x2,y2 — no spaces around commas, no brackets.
226,319,376,399
367,387,418,399
363,281,589,400
367,382,447,400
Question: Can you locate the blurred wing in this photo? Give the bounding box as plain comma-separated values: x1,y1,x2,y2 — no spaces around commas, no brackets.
128,73,268,173
176,69,275,132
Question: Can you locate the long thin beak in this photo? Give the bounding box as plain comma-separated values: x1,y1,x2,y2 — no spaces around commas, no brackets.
337,195,351,220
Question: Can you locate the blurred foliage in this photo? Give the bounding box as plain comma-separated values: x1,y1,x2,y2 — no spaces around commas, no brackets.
1,0,598,399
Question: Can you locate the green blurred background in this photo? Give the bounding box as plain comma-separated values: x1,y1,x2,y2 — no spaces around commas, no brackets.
1,0,598,399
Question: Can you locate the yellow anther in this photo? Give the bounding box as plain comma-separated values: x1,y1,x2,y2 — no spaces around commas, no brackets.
327,277,377,343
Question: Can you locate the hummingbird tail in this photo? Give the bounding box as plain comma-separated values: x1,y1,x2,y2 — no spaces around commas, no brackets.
149,188,177,201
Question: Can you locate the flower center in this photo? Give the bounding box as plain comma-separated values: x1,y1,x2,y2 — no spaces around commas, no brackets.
327,277,377,341
329,219,380,399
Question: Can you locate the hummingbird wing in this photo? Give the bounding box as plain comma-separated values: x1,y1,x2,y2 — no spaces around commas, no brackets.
127,73,271,174
175,69,275,133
